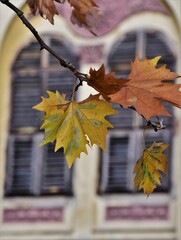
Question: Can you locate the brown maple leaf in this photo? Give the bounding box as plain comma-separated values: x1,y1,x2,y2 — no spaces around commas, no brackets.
27,0,65,24
68,0,99,30
110,57,181,120
88,64,128,100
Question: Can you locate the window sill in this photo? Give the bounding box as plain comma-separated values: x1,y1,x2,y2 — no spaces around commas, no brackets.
94,193,176,230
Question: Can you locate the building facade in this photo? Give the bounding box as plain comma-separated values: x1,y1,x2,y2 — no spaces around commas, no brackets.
0,0,181,239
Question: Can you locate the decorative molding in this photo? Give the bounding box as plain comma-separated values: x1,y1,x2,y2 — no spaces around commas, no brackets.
3,207,64,223
106,204,169,221
56,0,168,37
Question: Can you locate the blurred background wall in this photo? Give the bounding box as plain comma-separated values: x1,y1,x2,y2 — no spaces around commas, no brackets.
0,0,181,239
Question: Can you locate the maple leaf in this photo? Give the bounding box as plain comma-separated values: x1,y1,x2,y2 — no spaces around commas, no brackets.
133,142,168,196
33,91,118,168
110,57,181,120
88,64,127,101
27,0,65,24
67,0,99,30
27,0,99,29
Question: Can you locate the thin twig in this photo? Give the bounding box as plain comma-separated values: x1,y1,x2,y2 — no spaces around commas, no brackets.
127,106,166,131
0,0,88,87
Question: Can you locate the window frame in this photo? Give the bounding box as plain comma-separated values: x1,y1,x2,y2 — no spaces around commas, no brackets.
5,35,78,197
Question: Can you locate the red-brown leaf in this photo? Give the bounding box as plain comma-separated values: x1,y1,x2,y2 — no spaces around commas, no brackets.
88,64,128,100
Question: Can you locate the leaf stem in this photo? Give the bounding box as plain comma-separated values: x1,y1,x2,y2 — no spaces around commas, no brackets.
71,82,77,102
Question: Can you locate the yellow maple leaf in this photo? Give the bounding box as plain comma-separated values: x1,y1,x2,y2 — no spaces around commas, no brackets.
133,141,168,196
33,91,118,168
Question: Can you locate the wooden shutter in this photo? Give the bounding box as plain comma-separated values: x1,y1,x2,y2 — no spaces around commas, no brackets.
11,41,42,130
5,134,43,196
11,73,42,130
145,31,175,70
100,132,134,193
13,41,41,71
41,143,73,195
108,32,136,86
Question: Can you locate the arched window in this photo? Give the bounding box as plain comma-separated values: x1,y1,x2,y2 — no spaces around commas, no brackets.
5,36,79,196
99,30,175,193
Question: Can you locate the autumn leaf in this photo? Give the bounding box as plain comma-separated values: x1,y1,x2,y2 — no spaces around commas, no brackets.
88,64,127,100
27,0,65,24
68,0,99,30
27,0,99,29
110,57,181,120
33,91,118,168
133,141,168,196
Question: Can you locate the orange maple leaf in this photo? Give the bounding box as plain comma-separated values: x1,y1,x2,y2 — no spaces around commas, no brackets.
110,57,181,120
88,64,127,101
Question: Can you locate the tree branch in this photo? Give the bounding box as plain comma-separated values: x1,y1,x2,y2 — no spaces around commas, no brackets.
0,0,88,86
127,106,166,131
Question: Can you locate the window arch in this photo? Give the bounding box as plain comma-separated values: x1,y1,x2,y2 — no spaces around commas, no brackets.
5,36,79,196
99,30,176,194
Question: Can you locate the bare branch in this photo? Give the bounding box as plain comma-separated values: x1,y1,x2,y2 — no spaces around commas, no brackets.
0,0,88,87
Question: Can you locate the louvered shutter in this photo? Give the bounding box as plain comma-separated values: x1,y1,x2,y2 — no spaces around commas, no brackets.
145,31,175,70
11,73,42,130
5,134,43,196
11,41,42,130
41,143,73,195
108,32,137,69
13,42,41,70
100,132,134,193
